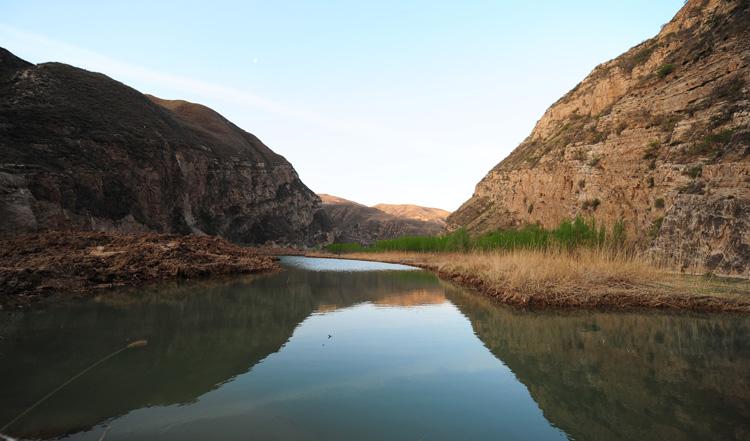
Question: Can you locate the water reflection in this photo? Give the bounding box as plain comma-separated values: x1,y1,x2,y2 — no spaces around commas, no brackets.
0,258,747,441
447,287,750,441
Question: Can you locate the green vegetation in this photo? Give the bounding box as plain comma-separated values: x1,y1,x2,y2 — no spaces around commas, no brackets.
620,40,658,73
588,155,602,167
642,140,661,160
653,114,680,132
654,198,665,209
711,76,745,102
684,165,702,178
656,63,675,79
705,129,734,144
325,217,628,254
689,129,734,156
679,180,706,195
648,217,664,240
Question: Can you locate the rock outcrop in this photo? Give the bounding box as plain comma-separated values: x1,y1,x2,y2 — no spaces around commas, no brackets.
319,194,446,244
0,48,330,245
449,0,750,276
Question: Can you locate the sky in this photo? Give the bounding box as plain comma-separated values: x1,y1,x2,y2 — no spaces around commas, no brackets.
1,1,684,211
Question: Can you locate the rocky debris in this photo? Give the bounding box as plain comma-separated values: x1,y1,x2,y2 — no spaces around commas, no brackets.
0,48,331,246
449,0,750,276
318,194,445,245
653,195,750,274
0,231,278,306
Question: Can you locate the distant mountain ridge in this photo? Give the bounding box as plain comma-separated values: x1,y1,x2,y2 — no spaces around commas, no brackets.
319,194,447,244
373,203,449,226
0,48,330,245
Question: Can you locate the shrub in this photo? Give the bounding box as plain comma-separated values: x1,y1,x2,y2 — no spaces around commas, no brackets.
648,217,664,240
711,76,745,102
656,63,675,78
684,165,702,178
573,148,587,161
615,122,628,135
582,198,601,211
679,180,705,195
647,176,655,188
620,40,658,73
654,198,665,209
324,242,367,254
653,114,680,132
611,219,627,247
588,155,602,168
643,140,661,160
689,129,734,156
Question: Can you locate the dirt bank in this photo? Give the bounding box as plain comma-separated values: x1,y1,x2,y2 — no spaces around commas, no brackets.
307,251,750,313
0,231,278,307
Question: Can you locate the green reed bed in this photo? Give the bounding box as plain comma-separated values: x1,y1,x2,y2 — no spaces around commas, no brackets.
325,217,627,254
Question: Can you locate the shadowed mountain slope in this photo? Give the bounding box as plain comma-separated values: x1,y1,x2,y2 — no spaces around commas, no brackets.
0,48,330,245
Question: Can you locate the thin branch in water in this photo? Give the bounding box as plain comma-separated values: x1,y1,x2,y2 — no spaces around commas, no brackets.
0,340,148,433
97,426,110,441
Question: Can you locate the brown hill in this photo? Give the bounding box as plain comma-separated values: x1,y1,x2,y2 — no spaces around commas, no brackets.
449,0,750,276
319,194,444,244
373,203,449,226
0,48,330,245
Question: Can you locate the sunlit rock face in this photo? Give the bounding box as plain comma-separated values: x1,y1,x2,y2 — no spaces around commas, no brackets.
0,48,331,246
449,0,750,276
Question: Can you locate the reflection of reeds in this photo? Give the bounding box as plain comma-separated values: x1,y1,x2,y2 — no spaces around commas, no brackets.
309,250,750,312
374,289,446,307
0,340,147,434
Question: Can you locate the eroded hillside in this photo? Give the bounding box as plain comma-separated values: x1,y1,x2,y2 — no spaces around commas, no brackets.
449,0,750,275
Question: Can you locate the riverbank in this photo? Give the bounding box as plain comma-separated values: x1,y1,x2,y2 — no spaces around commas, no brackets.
307,250,750,313
0,232,278,307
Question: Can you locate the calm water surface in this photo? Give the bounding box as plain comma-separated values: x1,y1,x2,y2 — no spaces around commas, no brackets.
0,256,748,441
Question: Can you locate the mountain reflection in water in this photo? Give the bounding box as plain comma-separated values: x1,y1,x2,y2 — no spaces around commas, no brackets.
0,257,747,441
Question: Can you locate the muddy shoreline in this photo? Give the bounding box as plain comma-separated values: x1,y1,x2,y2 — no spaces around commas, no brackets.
306,252,750,313
0,232,279,308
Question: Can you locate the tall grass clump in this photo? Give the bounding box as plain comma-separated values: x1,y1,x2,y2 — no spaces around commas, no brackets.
325,217,629,254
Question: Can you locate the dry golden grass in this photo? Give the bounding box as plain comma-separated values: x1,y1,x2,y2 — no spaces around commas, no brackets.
308,249,750,312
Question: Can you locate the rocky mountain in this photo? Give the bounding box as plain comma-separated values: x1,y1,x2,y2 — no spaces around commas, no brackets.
372,203,449,226
449,0,749,276
0,48,330,245
319,194,446,244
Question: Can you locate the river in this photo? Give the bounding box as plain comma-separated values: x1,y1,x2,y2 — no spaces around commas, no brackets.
0,256,748,441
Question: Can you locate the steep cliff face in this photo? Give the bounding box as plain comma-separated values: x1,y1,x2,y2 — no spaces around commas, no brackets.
0,48,330,245
319,194,445,245
449,0,750,275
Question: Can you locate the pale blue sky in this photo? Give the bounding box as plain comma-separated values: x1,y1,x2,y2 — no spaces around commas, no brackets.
1,1,683,210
